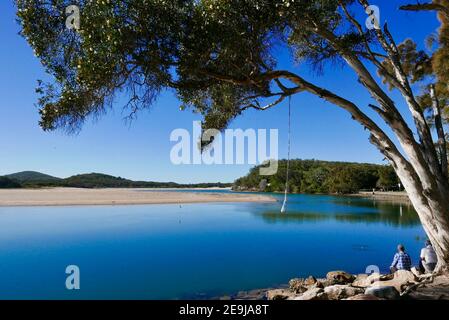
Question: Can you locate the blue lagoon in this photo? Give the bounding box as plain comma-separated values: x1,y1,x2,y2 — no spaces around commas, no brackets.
0,194,424,299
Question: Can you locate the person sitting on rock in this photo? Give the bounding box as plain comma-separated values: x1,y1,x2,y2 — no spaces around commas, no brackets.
419,240,438,273
390,244,412,273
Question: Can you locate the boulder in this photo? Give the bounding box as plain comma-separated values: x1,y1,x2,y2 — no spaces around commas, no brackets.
312,280,326,289
288,278,308,294
324,285,364,300
266,289,297,300
381,273,394,280
370,270,418,292
304,275,318,287
293,287,327,300
352,274,368,286
326,271,355,285
352,273,381,287
396,270,418,281
365,286,400,300
345,294,384,301
289,276,319,293
233,288,270,300
395,270,418,289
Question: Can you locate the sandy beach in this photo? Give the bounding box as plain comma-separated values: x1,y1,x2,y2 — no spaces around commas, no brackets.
0,188,276,207
352,191,411,204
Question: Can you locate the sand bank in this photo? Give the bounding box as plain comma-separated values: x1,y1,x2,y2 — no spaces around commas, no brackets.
351,191,410,204
0,188,276,207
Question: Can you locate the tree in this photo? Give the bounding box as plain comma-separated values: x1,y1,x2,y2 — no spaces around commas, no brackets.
0,177,21,189
327,165,361,194
302,166,330,194
234,160,383,194
15,0,449,271
398,0,449,175
377,166,399,191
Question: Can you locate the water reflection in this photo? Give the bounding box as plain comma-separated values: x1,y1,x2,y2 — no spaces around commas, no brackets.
250,194,420,227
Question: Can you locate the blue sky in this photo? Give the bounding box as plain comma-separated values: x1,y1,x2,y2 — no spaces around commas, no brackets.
0,1,440,183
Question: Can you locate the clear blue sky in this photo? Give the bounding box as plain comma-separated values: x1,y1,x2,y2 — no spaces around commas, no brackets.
0,1,440,183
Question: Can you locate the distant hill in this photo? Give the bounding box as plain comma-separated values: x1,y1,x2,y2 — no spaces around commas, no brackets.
5,171,61,183
63,173,231,189
64,173,139,188
2,171,231,189
0,176,22,189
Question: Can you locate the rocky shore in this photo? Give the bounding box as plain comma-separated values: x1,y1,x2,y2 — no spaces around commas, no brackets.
229,270,449,300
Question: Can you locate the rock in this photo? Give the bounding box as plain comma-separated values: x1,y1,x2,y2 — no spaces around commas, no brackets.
324,285,364,300
304,276,317,286
289,276,319,293
293,287,327,300
365,286,400,300
288,279,308,294
352,274,368,286
379,273,394,281
266,289,296,300
353,273,381,287
345,294,384,300
395,270,418,282
309,278,328,288
370,270,418,292
233,288,270,300
326,271,355,285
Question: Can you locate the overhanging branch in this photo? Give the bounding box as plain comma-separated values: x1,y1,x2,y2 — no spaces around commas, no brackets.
400,2,449,17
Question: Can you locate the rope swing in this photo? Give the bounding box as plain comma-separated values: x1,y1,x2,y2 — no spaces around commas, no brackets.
281,96,292,213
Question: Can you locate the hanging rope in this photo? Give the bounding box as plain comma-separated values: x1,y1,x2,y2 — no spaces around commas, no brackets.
281,96,292,213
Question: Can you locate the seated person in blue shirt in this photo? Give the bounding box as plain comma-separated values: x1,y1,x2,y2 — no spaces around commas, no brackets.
390,244,412,273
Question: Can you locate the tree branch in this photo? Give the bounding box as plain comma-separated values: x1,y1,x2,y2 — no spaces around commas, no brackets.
242,94,288,111
430,84,449,180
356,0,443,189
400,2,449,18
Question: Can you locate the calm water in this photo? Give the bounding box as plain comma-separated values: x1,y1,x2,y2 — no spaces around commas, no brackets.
0,194,425,299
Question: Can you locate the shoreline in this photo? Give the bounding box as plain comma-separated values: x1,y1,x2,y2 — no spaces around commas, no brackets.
0,187,275,207
234,189,412,205
350,191,411,205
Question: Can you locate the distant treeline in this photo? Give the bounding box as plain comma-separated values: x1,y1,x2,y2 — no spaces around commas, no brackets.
233,160,399,194
0,176,22,189
0,171,231,189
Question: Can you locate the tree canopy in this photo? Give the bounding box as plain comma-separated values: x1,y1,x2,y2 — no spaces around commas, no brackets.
234,159,398,194
16,0,363,135
0,177,22,189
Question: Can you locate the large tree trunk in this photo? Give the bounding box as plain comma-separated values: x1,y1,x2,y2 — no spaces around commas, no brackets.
395,165,449,273
430,85,449,180
413,200,449,274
